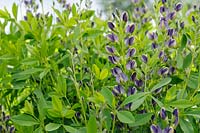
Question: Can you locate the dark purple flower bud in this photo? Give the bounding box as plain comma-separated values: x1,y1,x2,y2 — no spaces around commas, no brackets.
111,67,122,76
155,87,162,94
164,127,174,133
122,11,128,22
75,111,81,119
107,33,118,42
169,66,175,75
135,79,143,87
127,86,137,96
152,99,157,107
130,72,137,81
24,16,27,21
162,0,167,4
112,85,125,96
173,108,178,117
120,73,128,82
141,54,148,63
167,12,176,20
105,45,115,54
126,60,136,70
108,55,120,64
125,103,132,110
159,50,164,59
5,115,10,121
158,67,168,75
173,117,179,126
160,17,168,29
126,24,135,33
175,3,182,12
163,55,168,62
126,36,134,46
126,48,136,58
167,28,174,37
180,22,184,29
24,0,29,5
192,16,195,23
108,22,115,30
10,126,15,133
160,6,166,13
148,32,158,40
160,107,167,120
166,38,176,47
150,124,162,133
152,42,158,49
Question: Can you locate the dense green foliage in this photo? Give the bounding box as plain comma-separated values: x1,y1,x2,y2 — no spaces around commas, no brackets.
0,0,200,132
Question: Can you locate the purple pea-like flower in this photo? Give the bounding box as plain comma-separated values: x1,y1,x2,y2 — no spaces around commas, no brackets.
112,85,125,96
120,73,128,82
108,22,115,30
107,33,118,42
150,124,162,133
173,108,178,117
166,38,176,47
162,0,167,4
126,60,136,70
24,0,29,5
148,32,158,40
122,11,128,22
180,22,184,29
126,24,135,33
105,45,115,54
173,108,179,126
127,86,137,96
130,72,137,81
10,126,15,133
163,127,174,133
108,55,120,64
192,16,195,23
158,67,168,75
163,55,168,62
125,103,132,110
167,28,174,37
141,54,148,63
126,36,134,46
152,42,158,49
126,48,136,58
160,17,168,29
175,3,182,12
159,50,164,59
167,12,176,20
24,16,28,21
135,79,143,87
169,66,175,75
160,6,166,13
111,67,122,76
160,107,167,120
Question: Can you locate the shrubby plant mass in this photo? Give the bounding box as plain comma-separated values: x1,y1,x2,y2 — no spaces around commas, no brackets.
0,0,200,132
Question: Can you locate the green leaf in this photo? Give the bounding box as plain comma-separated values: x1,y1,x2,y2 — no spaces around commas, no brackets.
117,111,135,124
63,125,78,133
99,68,108,80
80,10,94,20
183,53,192,69
180,118,194,133
101,88,114,107
129,113,153,127
87,115,97,133
72,4,77,16
11,114,39,126
180,34,187,50
45,123,61,131
131,96,146,111
52,96,63,112
62,109,75,118
151,77,171,92
184,109,200,118
0,9,10,19
92,64,100,78
12,3,18,19
176,52,183,69
169,99,193,108
188,72,199,89
121,92,149,106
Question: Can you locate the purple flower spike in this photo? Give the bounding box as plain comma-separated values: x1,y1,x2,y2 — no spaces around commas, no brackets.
160,107,167,120
130,72,137,81
150,124,162,133
160,6,166,13
126,24,135,33
152,42,158,49
111,67,122,76
105,45,115,54
167,12,176,20
135,79,143,87
162,0,167,4
107,33,118,42
126,48,136,58
166,38,176,47
108,55,120,64
126,36,134,46
127,86,137,96
167,28,174,37
141,54,148,63
126,60,136,70
175,3,182,12
122,11,128,22
164,127,174,133
148,32,158,40
108,22,115,30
